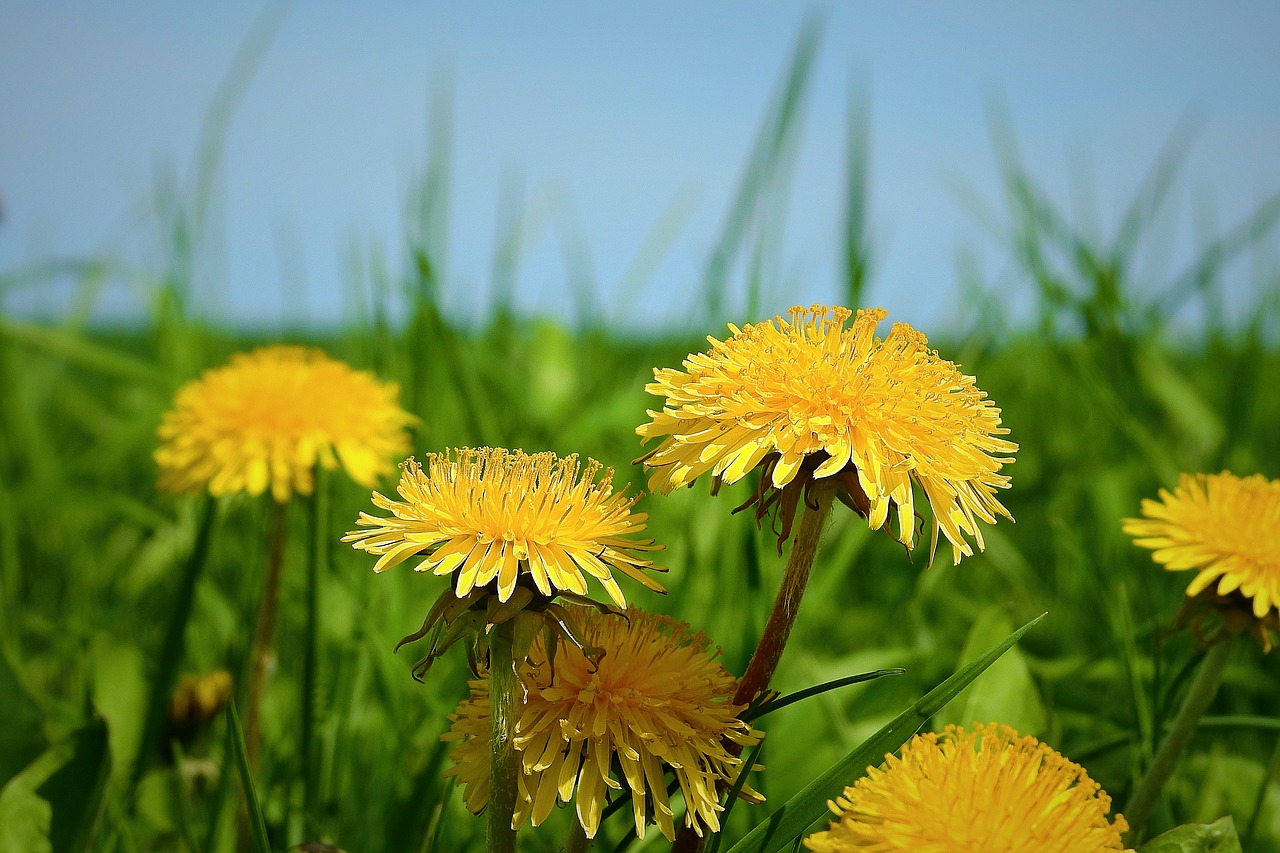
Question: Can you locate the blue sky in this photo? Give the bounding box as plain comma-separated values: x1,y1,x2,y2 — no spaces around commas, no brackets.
2,2,1278,333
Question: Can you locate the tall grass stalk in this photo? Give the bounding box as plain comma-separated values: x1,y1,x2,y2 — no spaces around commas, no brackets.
130,495,217,791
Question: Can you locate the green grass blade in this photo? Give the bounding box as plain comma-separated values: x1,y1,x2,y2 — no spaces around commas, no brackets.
226,701,272,853
702,14,821,322
707,736,768,853
842,74,873,309
743,668,905,722
723,613,1046,853
130,496,218,790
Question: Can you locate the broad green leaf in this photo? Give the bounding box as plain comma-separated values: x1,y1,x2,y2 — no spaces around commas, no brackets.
91,637,147,783
0,780,51,853
1137,816,1242,853
934,606,1047,735
0,748,72,853
35,716,111,853
0,642,46,788
724,613,1046,853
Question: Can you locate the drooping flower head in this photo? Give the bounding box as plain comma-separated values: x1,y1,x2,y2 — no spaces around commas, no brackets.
156,345,414,502
1124,471,1280,649
443,606,762,841
804,723,1128,852
637,306,1015,563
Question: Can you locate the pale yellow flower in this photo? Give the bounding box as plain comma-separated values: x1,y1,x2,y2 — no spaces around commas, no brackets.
804,723,1128,852
443,607,762,841
637,306,1015,563
156,345,413,501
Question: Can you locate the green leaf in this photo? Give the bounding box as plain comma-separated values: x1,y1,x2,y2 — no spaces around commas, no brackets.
226,702,271,853
934,607,1047,735
0,642,47,788
723,613,1046,853
1137,816,1242,853
0,780,51,853
35,716,111,853
0,748,71,853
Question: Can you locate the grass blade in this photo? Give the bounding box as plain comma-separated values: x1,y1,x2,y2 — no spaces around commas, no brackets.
130,496,218,790
226,701,272,853
724,613,1046,853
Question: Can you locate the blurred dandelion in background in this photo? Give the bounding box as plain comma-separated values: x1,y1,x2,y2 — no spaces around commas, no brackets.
637,305,1016,563
803,722,1128,852
443,606,762,842
155,345,414,502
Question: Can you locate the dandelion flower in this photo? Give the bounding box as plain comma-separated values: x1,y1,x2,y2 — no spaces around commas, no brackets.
156,346,413,502
636,305,1015,563
1125,471,1280,620
443,607,762,841
345,448,664,606
804,723,1128,852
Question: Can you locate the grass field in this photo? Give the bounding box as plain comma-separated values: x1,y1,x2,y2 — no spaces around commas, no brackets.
2,30,1280,853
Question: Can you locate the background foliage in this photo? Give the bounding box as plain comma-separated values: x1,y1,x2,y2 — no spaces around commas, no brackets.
1,25,1279,853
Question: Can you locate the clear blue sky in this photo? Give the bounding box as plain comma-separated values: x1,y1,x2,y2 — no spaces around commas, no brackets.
2,2,1278,333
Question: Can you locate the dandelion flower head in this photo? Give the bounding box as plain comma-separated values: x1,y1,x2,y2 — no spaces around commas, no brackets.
443,607,762,841
156,345,413,502
637,306,1015,563
345,448,664,606
804,723,1128,852
1125,471,1280,620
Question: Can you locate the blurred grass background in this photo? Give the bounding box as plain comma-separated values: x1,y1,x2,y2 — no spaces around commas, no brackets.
2,21,1280,853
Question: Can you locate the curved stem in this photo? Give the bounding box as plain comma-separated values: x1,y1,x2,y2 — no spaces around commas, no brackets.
673,480,836,853
733,479,836,707
1123,638,1234,845
488,619,520,853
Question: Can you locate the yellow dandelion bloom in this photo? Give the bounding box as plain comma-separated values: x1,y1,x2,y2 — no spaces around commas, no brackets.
804,723,1128,852
344,448,664,606
1124,471,1280,619
443,607,762,841
156,345,413,502
636,305,1015,563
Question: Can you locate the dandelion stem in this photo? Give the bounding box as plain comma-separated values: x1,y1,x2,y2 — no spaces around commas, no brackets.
733,478,836,707
488,619,520,853
245,499,288,773
672,480,836,853
1123,637,1234,844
